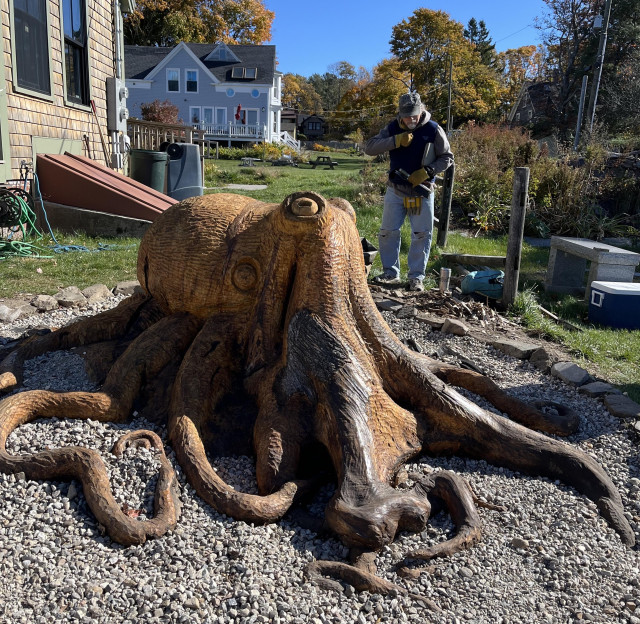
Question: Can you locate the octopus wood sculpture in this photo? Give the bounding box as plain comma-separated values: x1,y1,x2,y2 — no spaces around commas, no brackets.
0,191,634,598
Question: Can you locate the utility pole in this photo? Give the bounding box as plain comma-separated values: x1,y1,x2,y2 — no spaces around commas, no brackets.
446,57,453,134
573,75,589,151
586,0,613,133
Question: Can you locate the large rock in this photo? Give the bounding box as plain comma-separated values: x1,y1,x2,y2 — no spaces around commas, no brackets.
491,339,540,360
0,299,37,322
578,381,621,398
550,362,592,387
113,280,141,296
529,346,559,373
55,286,87,308
441,318,469,336
604,394,640,419
31,294,58,312
82,284,113,304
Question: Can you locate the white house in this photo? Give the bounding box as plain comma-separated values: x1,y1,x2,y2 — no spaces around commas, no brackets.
125,42,298,149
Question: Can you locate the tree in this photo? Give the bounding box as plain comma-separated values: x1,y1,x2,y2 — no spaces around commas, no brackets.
333,58,409,138
390,8,502,127
282,74,323,114
124,0,274,46
534,0,597,129
498,45,547,116
464,18,497,66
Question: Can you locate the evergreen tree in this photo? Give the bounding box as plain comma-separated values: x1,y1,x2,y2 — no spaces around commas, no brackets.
464,18,497,66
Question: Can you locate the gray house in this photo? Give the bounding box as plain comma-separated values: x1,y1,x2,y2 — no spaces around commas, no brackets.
125,42,298,149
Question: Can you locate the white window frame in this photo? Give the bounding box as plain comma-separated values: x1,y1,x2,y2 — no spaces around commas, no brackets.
185,68,198,93
215,107,227,124
202,106,214,125
245,108,259,126
189,106,201,125
167,68,180,93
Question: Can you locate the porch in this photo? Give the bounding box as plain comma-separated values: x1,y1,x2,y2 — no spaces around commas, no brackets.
127,119,300,154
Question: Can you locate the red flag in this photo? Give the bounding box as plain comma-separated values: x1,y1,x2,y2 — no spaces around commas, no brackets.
235,104,241,120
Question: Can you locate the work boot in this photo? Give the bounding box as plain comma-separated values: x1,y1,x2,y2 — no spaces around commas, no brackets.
408,278,424,292
373,273,402,286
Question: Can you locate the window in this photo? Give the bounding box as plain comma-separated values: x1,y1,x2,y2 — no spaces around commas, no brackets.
190,107,201,124
13,0,51,95
246,109,258,125
186,69,198,93
231,67,258,80
251,89,260,98
226,88,235,97
167,69,179,92
62,0,89,105
215,108,227,124
203,107,213,125
308,121,321,131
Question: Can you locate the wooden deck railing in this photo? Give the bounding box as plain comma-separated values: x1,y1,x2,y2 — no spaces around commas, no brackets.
127,119,219,158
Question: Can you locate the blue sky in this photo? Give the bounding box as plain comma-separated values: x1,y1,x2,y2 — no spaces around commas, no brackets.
265,1,548,76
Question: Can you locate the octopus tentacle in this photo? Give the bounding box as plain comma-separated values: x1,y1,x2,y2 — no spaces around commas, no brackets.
305,558,441,610
168,317,305,523
0,292,160,394
284,310,430,549
0,392,172,545
425,361,579,436
349,283,577,436
348,288,633,545
0,314,202,545
397,471,483,578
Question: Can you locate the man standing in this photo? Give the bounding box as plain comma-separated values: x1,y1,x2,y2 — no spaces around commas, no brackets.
364,92,453,292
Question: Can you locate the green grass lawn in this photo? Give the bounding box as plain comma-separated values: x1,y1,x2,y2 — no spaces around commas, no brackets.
1,151,638,400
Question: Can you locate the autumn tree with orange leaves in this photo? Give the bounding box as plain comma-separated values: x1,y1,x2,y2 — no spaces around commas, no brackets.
124,0,274,46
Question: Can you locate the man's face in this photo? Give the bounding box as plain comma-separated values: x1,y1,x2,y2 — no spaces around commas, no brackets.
401,115,420,129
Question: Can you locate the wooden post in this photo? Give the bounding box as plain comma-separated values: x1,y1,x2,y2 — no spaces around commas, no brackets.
436,162,455,248
502,167,529,307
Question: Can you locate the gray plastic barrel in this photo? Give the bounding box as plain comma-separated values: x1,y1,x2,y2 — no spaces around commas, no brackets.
129,149,168,193
165,143,204,201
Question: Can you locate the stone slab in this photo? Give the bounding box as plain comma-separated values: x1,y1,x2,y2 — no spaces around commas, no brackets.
491,339,540,359
550,361,592,386
577,381,622,398
604,394,640,419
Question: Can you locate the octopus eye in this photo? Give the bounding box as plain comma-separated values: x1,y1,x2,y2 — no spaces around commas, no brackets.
291,198,318,216
282,191,326,219
232,258,260,292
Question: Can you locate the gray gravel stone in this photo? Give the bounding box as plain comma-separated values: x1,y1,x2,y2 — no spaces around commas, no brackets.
0,293,638,624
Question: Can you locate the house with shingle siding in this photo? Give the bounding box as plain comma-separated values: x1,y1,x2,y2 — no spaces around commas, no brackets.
0,0,132,181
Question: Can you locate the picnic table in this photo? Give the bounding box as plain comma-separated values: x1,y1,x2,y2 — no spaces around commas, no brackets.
310,156,338,169
240,157,261,167
271,156,298,167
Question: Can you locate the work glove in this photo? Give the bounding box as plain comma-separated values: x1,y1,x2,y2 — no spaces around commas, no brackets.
394,132,413,148
407,167,429,186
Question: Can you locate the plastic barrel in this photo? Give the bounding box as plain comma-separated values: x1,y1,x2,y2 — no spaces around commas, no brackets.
129,149,168,193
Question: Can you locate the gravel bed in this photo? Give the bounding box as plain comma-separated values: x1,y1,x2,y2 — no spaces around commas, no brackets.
0,297,638,624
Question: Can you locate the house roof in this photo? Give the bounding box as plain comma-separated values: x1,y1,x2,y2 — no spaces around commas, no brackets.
125,43,277,85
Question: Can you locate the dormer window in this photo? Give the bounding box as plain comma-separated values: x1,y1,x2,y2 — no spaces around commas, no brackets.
231,67,258,80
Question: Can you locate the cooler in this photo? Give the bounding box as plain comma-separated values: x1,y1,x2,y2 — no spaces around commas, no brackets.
588,281,640,330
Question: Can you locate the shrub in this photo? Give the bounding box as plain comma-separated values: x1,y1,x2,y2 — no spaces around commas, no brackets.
140,100,181,124
313,143,331,152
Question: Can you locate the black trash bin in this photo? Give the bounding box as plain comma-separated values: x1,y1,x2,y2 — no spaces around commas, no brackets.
164,143,204,201
129,149,168,193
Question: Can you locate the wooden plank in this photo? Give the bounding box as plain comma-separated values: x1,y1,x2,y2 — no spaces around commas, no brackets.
441,253,506,267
